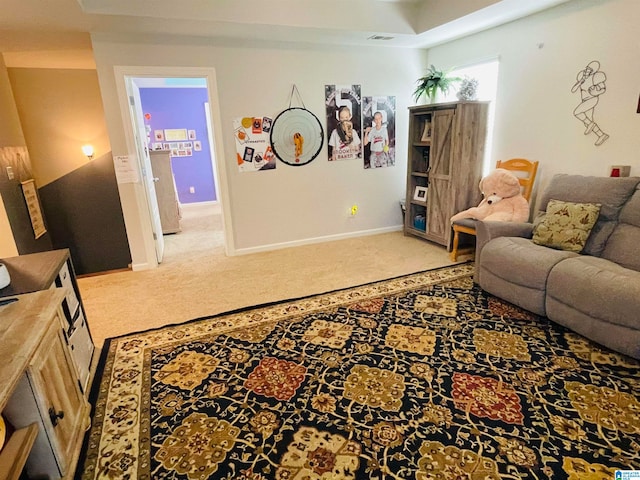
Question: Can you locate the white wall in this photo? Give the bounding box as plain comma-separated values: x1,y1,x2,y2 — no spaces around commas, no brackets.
91,34,427,265
8,68,111,187
0,55,23,257
0,196,18,257
427,0,640,207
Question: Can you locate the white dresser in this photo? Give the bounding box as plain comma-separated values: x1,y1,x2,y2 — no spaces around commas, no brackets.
0,249,95,394
0,289,91,479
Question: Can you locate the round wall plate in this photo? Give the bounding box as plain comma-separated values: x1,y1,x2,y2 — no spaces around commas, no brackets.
270,107,324,166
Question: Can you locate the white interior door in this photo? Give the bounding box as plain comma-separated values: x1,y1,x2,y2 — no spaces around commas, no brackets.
125,77,165,263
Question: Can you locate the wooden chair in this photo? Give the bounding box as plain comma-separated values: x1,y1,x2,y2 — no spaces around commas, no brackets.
449,158,539,261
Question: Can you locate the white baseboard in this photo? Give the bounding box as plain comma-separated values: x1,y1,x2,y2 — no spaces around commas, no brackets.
180,200,218,209
231,225,403,256
180,201,221,217
131,262,153,271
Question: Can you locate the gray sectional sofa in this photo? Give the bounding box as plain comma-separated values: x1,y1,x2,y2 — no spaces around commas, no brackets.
475,174,640,359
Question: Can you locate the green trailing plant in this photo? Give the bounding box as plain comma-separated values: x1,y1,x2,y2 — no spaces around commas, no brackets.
413,65,461,103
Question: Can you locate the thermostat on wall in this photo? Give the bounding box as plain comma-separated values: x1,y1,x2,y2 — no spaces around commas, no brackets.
610,165,631,177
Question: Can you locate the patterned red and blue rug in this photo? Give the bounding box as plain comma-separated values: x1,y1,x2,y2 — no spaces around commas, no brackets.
79,264,640,479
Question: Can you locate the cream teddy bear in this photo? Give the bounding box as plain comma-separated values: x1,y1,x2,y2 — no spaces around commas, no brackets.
450,168,530,223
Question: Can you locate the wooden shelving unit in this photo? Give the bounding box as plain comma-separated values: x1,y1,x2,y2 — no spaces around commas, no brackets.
404,101,488,248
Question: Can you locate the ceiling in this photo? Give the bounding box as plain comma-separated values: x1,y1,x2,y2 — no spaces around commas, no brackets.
0,0,570,68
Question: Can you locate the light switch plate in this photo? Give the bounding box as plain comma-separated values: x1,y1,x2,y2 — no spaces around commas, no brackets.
6,166,14,180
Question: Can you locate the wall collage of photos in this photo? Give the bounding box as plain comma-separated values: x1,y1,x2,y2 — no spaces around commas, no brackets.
149,127,203,158
234,84,396,173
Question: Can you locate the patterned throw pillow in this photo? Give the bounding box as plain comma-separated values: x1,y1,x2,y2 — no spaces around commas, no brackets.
532,199,601,252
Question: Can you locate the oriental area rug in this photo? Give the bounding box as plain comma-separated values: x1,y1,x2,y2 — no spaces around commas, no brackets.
78,264,640,480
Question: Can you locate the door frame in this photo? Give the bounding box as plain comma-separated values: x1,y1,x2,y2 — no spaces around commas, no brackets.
123,75,165,264
113,66,234,269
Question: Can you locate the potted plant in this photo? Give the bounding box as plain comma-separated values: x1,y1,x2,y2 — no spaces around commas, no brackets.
413,65,461,104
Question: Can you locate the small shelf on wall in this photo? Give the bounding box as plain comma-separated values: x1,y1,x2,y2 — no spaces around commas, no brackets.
0,423,39,480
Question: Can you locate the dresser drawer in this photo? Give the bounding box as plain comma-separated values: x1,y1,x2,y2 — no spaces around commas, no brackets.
56,261,79,319
68,309,94,393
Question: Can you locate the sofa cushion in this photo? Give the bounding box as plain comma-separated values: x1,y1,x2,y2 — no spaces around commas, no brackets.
547,255,640,331
479,237,578,316
532,200,601,252
545,296,640,359
479,267,548,316
601,186,640,272
480,237,578,291
600,224,640,272
617,185,640,226
536,175,640,256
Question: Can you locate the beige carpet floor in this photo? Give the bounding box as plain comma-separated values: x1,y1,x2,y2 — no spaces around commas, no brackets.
78,205,466,347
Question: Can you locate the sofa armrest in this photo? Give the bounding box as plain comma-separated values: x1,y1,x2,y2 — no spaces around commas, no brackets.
474,221,533,282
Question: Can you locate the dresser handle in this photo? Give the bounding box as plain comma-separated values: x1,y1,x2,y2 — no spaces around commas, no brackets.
48,407,65,427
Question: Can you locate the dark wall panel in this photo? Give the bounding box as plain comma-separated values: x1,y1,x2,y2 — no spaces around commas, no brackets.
39,152,131,275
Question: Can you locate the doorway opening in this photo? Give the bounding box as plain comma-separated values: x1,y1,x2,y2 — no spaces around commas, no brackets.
122,74,226,265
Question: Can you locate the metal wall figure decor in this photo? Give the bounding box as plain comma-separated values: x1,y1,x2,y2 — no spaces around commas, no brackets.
571,60,609,146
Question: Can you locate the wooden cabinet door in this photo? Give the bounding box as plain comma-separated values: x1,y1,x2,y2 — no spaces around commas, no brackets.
28,319,87,476
425,109,455,245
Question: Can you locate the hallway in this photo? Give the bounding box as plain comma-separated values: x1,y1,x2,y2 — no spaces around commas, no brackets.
162,202,224,264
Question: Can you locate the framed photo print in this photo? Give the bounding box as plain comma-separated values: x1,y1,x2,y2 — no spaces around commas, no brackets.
262,116,273,133
164,129,188,141
413,186,428,202
21,179,47,239
243,146,255,163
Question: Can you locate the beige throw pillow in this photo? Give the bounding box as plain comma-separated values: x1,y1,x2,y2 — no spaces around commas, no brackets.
532,199,601,252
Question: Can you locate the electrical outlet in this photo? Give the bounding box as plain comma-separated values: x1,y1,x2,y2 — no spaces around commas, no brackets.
189,186,195,194
6,166,14,180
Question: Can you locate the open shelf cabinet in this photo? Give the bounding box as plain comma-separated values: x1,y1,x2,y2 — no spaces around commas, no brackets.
404,101,488,248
